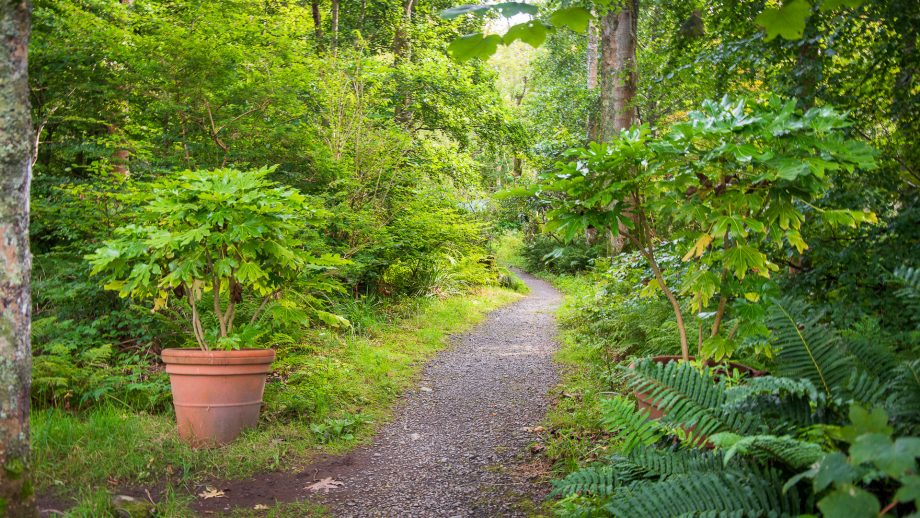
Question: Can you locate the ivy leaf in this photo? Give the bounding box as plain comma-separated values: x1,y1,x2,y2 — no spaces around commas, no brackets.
503,21,549,48
548,7,592,33
447,33,503,61
755,0,812,41
440,2,538,20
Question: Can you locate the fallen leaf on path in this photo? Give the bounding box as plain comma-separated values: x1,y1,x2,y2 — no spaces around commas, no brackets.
306,477,344,492
532,426,546,433
253,504,269,510
197,486,225,499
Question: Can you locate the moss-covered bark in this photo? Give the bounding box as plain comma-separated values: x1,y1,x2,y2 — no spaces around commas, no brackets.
0,0,34,515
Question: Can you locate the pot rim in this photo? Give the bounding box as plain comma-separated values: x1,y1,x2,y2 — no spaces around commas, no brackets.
161,348,275,366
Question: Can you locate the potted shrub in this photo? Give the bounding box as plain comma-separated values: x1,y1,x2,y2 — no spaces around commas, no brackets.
88,166,333,446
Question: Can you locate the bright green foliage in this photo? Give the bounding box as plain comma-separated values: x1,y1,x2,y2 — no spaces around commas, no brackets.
87,167,344,350
524,97,876,361
441,4,592,61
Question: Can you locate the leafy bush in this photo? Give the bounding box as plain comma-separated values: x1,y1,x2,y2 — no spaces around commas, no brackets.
87,167,346,350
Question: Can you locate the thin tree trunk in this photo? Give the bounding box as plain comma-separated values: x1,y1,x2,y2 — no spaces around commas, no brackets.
393,0,415,125
311,0,323,43
585,18,600,141
331,0,339,50
0,0,36,515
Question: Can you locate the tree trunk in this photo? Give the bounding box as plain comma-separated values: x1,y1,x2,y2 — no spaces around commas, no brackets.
585,19,600,141
331,0,339,50
599,0,638,141
586,19,599,90
598,0,639,253
393,0,415,125
311,0,323,43
0,1,36,515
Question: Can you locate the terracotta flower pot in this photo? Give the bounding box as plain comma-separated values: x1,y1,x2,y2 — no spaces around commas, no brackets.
161,348,275,447
630,355,765,445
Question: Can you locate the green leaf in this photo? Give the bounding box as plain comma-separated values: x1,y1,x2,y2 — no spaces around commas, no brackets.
817,486,880,518
503,21,549,48
850,433,920,477
840,405,892,442
440,2,538,20
548,7,592,33
701,335,735,361
723,245,768,279
813,452,856,492
895,475,920,503
447,33,503,61
755,0,812,41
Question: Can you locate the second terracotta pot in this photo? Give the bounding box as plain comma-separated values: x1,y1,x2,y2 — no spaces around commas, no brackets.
161,348,275,447
629,355,764,444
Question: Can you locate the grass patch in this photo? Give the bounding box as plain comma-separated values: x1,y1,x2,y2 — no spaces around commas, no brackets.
33,286,523,515
541,276,613,475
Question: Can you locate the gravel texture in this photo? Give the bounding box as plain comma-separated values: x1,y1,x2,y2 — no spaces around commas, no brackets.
317,269,562,517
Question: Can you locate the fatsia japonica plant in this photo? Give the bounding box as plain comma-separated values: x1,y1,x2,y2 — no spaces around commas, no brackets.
521,97,876,362
88,167,346,351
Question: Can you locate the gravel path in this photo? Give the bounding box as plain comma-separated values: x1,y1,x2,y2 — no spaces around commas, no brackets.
319,270,562,517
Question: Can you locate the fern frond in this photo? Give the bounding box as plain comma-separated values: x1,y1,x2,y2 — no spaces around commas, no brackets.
709,432,824,470
606,469,803,517
725,376,819,403
893,265,920,328
767,298,853,398
550,465,620,498
844,370,888,407
623,359,755,441
889,360,920,431
842,318,900,377
599,396,664,453
614,445,726,478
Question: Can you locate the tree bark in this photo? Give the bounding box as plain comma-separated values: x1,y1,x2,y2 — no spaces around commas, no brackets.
585,19,601,141
599,0,638,141
586,20,599,90
0,0,36,515
393,0,415,125
599,1,639,253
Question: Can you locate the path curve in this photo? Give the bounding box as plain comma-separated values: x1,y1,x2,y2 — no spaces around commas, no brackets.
189,271,561,516
320,270,561,516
